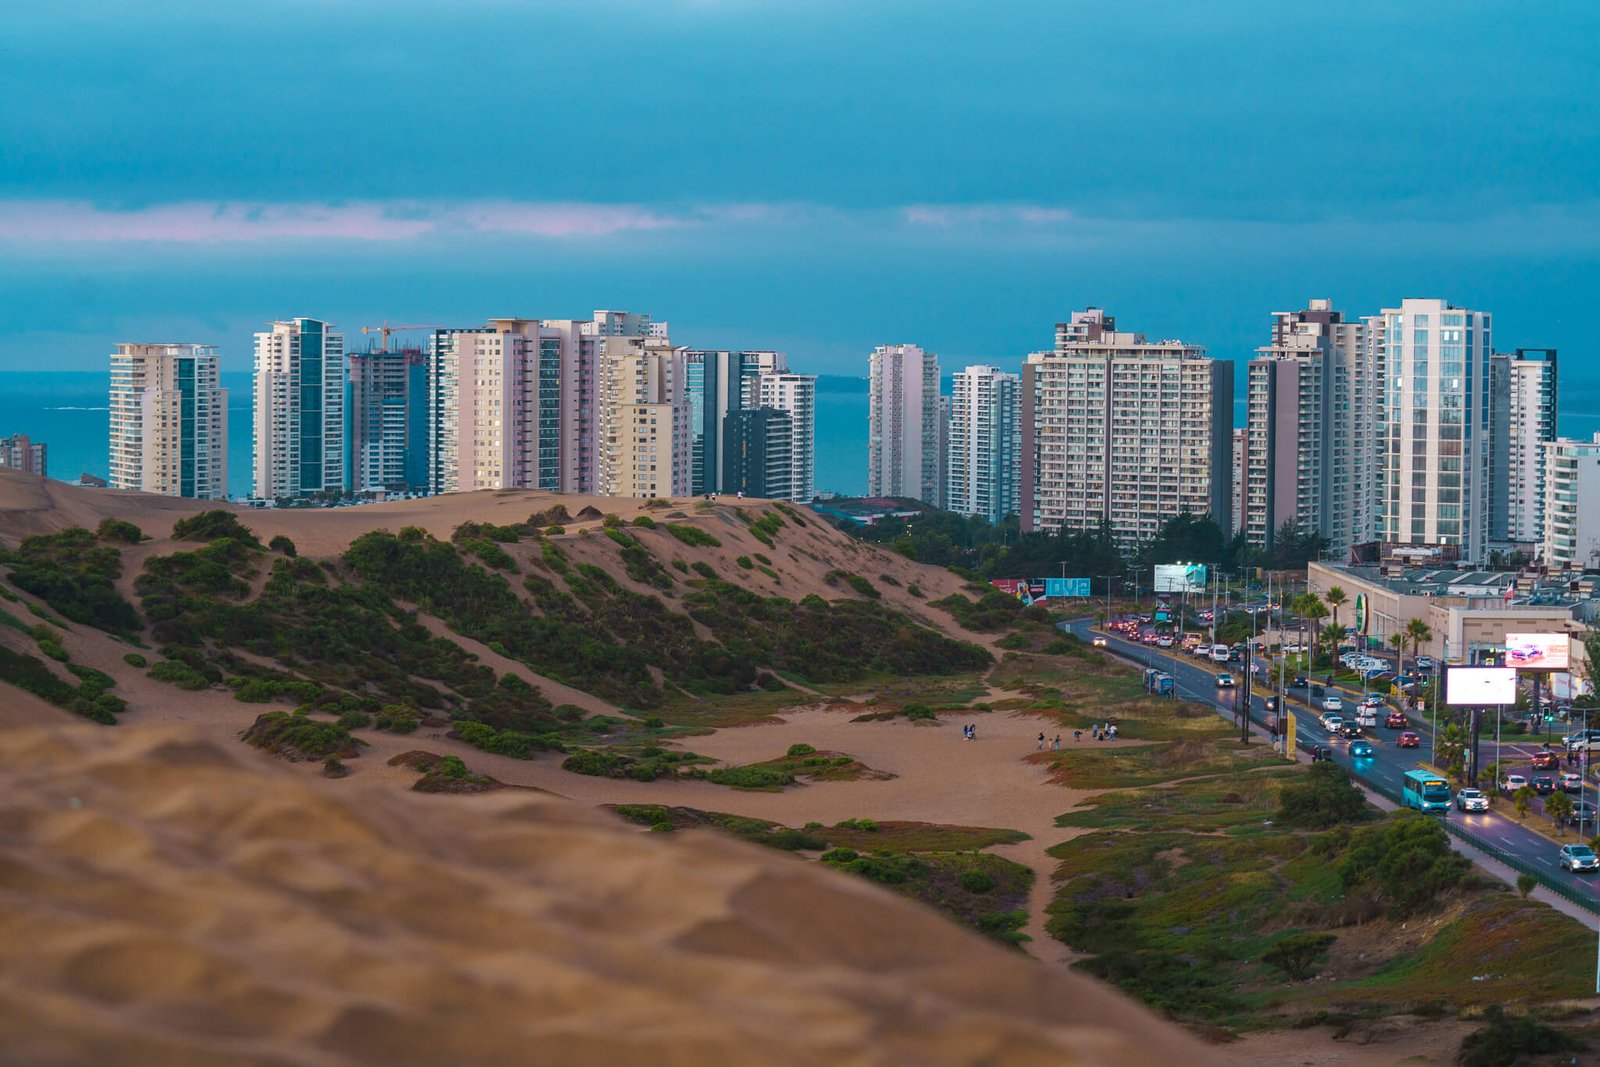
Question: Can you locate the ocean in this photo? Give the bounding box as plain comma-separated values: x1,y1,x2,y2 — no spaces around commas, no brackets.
0,371,876,500
9,370,1599,504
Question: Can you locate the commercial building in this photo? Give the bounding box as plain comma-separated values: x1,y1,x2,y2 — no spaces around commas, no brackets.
722,407,793,499
346,347,428,494
595,336,690,499
946,365,1020,523
755,372,816,502
1489,348,1558,552
109,343,227,499
1021,308,1233,547
867,343,941,504
1243,300,1374,554
1308,561,1582,664
427,318,565,495
1543,434,1600,571
1369,299,1493,563
253,318,345,501
0,434,46,478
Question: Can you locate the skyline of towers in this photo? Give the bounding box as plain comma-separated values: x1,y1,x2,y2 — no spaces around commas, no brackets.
109,343,227,499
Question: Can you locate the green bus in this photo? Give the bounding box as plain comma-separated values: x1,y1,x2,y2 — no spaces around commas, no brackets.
1402,768,1451,814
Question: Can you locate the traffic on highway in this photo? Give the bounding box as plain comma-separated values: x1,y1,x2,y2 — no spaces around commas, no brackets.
1070,616,1600,906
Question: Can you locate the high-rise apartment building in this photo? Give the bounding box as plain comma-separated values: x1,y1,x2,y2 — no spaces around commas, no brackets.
1230,427,1245,537
427,318,565,495
755,372,816,503
1370,299,1493,562
723,408,794,499
1543,435,1600,570
867,344,941,503
1243,300,1373,555
253,318,345,501
1489,348,1557,551
347,347,428,494
109,343,227,499
684,349,787,494
946,365,1020,523
1021,308,1233,546
595,336,690,498
0,434,47,478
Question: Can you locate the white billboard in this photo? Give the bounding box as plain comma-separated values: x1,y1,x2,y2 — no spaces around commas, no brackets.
1446,666,1517,706
1153,563,1207,593
1505,633,1571,672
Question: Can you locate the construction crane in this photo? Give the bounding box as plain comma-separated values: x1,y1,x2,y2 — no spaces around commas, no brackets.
360,322,445,350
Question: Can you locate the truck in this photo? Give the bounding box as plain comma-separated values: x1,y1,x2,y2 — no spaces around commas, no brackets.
1402,768,1452,814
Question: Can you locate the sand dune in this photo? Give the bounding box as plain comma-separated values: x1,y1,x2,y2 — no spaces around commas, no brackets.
0,720,1219,1066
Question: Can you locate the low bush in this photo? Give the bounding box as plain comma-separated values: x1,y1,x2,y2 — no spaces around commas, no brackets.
825,569,879,599
122,652,148,668
172,510,258,544
665,524,721,548
268,534,297,556
706,764,795,790
691,561,717,580
96,518,144,544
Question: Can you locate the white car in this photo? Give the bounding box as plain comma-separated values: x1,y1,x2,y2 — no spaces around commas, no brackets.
1456,788,1490,812
1501,773,1529,793
1560,844,1600,872
1092,636,1108,647
1416,656,1436,671
1355,710,1378,728
1210,647,1231,663
1321,696,1343,713
1320,714,1344,732
1157,635,1174,648
1358,696,1385,710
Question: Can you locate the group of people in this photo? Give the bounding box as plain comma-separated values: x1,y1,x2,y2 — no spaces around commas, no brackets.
961,723,979,740
699,491,746,501
1031,723,1119,748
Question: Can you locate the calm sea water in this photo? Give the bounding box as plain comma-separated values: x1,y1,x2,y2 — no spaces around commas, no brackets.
9,371,1597,503
0,371,875,500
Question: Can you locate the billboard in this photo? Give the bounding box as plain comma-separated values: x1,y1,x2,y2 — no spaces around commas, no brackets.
1354,593,1368,635
1445,666,1517,706
1505,633,1571,672
1045,578,1092,598
990,578,1092,600
1153,563,1207,593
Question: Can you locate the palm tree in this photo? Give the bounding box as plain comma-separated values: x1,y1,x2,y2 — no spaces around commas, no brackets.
1303,596,1330,671
1325,586,1348,634
1403,618,1433,704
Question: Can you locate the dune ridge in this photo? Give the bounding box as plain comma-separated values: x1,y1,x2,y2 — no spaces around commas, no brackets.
0,720,1217,1066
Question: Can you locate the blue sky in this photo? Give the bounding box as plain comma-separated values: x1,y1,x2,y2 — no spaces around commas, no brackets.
1,0,1597,375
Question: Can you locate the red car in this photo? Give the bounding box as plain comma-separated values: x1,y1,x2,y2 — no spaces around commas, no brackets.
1398,731,1421,749
1531,750,1560,770
1385,711,1408,729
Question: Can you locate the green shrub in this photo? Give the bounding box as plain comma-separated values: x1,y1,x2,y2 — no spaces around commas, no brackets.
241,711,352,757
171,510,258,544
665,524,721,548
545,524,566,535
96,518,144,544
786,742,817,758
1458,1006,1584,1067
1,527,142,636
36,638,68,662
602,513,623,528
825,569,879,599
631,516,657,529
1336,813,1469,919
539,539,570,573
66,663,115,689
907,583,923,598
338,709,372,730
268,534,297,556
671,559,689,572
148,659,212,690
691,561,717,579
736,556,754,570
465,538,518,571
1261,932,1336,981
706,764,795,790
960,868,997,893
1278,762,1371,828
122,652,147,668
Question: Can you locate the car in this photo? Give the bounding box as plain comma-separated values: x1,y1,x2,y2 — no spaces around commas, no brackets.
1416,656,1435,671
1320,715,1345,734
1397,730,1421,748
1568,801,1598,828
1560,772,1585,794
1290,675,1308,688
1349,740,1375,758
1564,729,1600,751
1210,647,1231,663
1215,672,1234,688
1559,844,1600,872
1337,722,1363,740
1530,750,1560,770
1385,711,1409,729
1157,635,1174,648
1358,695,1385,710
1092,636,1108,647
1501,773,1529,793
1531,775,1555,795
1456,787,1490,812
1321,696,1343,713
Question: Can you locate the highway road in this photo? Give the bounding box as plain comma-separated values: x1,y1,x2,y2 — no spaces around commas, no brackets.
1066,619,1600,908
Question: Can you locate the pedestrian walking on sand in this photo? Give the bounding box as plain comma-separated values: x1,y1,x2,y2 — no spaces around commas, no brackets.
1074,729,1082,742
1052,735,1061,750
1090,725,1099,741
1037,732,1046,750
1109,724,1118,740
969,724,977,741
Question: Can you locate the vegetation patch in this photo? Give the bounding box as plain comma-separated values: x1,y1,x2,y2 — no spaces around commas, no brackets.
665,523,721,548
704,743,896,791
0,527,141,636
240,710,363,761
171,510,259,545
388,750,504,794
562,744,707,782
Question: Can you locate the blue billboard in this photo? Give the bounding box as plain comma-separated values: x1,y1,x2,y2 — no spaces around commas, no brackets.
1045,578,1092,598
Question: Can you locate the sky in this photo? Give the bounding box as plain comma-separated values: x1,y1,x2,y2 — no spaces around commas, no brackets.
1,0,1598,377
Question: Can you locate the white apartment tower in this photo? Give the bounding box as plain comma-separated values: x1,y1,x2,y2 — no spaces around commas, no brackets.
1370,299,1493,562
1021,308,1233,546
867,344,941,503
253,318,345,501
947,365,1020,523
1231,427,1246,537
1543,434,1600,570
427,318,566,495
595,336,690,498
1244,300,1374,555
1489,348,1557,551
755,372,816,502
109,343,227,499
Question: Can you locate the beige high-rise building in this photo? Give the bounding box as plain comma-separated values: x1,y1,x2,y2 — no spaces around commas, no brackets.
1543,434,1600,570
867,343,941,503
1021,308,1232,547
109,343,227,499
596,336,690,498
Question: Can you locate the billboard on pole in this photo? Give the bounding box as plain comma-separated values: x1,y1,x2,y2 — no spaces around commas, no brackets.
1153,564,1207,593
1505,633,1571,672
1445,666,1517,706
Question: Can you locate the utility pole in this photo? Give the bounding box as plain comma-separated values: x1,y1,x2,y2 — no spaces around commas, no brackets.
1240,636,1252,744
